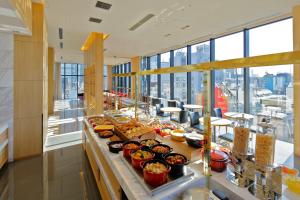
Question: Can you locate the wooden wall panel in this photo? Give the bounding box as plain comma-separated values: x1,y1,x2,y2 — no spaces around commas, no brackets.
293,5,300,156
131,56,140,97
13,3,47,160
14,117,42,159
48,48,54,114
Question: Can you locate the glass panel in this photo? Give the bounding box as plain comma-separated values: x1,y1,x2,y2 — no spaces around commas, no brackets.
140,57,148,96
61,63,65,75
65,64,77,75
250,19,293,56
215,32,244,114
191,42,210,104
161,52,171,99
61,76,65,99
174,47,187,103
64,76,78,99
249,19,293,144
249,65,293,143
78,76,84,94
78,64,85,75
150,55,158,97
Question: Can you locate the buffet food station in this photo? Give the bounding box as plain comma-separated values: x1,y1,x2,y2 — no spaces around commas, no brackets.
83,49,300,200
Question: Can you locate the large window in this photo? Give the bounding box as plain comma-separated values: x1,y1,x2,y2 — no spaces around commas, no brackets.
140,57,148,96
174,48,187,103
249,19,293,143
191,41,210,104
215,32,244,113
150,55,158,97
61,63,84,99
161,52,171,99
103,65,108,91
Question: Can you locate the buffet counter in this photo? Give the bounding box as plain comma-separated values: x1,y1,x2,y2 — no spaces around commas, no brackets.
82,117,269,200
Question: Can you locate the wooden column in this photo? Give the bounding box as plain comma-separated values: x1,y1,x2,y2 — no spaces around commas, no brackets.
107,65,113,91
82,33,105,115
48,47,54,114
293,6,300,156
14,3,47,159
131,56,140,98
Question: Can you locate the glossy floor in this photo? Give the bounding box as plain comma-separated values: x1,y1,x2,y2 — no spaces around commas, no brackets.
0,144,101,200
45,99,84,149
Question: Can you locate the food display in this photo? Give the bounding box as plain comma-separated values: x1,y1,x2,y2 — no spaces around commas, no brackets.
165,153,188,177
114,116,131,123
159,128,172,137
285,176,300,194
170,129,186,142
142,160,171,187
89,116,113,127
151,144,172,159
232,127,250,157
94,125,114,133
107,141,124,153
112,119,155,140
140,139,160,147
255,133,275,172
131,150,155,169
99,130,114,138
123,141,140,158
104,110,122,116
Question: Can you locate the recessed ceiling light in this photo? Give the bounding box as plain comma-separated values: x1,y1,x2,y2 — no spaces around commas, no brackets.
95,1,112,10
129,14,155,31
164,33,171,37
60,42,63,49
89,17,102,23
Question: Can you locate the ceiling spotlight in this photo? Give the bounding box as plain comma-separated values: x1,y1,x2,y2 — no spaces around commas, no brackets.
89,17,102,23
59,27,63,39
95,1,112,10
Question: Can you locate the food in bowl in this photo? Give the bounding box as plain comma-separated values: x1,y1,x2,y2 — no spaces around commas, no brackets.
131,150,155,169
165,154,186,165
107,141,124,153
142,160,170,186
152,145,170,154
151,144,172,159
170,129,186,142
122,141,140,158
184,132,204,148
164,153,188,177
140,139,160,147
159,128,172,137
99,130,114,138
286,176,300,194
144,162,167,173
131,150,154,160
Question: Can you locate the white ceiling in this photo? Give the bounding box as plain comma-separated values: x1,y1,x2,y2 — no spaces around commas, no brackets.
45,0,300,65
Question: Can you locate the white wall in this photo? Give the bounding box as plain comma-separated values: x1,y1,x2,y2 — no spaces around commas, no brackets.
0,31,14,161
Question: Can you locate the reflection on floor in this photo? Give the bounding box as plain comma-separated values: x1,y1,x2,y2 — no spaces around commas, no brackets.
0,144,101,200
45,99,84,150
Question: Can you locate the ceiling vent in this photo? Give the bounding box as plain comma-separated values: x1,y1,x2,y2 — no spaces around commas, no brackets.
89,17,102,23
129,14,155,31
59,27,63,39
95,1,112,10
60,42,63,49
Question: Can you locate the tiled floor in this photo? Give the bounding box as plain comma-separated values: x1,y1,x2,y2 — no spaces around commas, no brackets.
0,144,101,200
45,99,84,149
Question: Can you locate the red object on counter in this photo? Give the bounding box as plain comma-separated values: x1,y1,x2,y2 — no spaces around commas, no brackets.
142,160,171,187
122,141,140,158
210,149,229,172
131,151,155,170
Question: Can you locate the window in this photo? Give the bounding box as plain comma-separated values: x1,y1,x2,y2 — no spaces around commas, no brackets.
103,65,108,91
215,32,244,113
191,41,210,104
61,63,84,99
249,19,293,143
174,47,187,103
150,55,158,97
161,52,171,99
140,57,148,96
